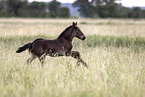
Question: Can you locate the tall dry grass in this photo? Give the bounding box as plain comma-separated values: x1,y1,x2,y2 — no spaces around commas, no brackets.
0,18,145,97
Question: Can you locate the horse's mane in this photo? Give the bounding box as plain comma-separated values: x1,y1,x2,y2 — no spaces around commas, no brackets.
57,26,72,39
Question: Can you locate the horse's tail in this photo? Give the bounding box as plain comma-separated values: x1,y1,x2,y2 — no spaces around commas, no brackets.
16,43,32,53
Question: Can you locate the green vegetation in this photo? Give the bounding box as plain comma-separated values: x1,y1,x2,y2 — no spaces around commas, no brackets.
0,0,70,18
0,18,145,97
73,0,145,18
0,0,145,18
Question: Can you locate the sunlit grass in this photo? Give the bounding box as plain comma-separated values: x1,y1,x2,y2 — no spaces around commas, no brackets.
0,18,145,97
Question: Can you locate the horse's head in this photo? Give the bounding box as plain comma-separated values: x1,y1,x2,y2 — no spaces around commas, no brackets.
72,22,86,40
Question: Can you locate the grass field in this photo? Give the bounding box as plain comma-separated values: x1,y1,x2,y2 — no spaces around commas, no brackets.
0,18,145,97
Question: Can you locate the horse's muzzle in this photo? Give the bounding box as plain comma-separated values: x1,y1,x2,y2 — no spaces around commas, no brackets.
81,36,86,40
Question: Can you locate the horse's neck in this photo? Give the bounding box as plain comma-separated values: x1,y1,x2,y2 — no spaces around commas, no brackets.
58,28,74,43
63,35,74,43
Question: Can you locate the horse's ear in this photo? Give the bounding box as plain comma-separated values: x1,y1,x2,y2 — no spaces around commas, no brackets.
76,22,77,25
73,22,75,26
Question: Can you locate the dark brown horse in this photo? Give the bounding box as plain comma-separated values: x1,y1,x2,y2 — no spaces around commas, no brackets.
16,22,88,68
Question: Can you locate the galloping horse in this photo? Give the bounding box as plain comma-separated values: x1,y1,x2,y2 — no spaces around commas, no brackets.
16,22,88,68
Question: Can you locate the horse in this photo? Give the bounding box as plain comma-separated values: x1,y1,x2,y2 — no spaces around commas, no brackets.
16,22,88,68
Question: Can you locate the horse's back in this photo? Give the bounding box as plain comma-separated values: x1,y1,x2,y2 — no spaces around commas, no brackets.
33,38,44,43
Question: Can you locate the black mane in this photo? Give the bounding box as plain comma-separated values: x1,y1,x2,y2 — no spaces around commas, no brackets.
57,26,72,39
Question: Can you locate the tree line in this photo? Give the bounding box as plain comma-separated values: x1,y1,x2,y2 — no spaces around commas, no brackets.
0,0,145,18
0,0,69,18
73,0,145,18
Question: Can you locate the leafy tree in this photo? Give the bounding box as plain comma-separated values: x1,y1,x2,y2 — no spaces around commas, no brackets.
92,0,119,18
128,7,142,18
0,1,5,11
73,0,95,17
28,1,47,17
48,0,61,17
73,0,120,18
6,0,28,16
0,1,7,16
48,0,70,18
59,7,70,18
116,6,129,18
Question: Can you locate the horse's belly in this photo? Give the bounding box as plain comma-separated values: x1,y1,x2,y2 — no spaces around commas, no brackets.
48,49,70,57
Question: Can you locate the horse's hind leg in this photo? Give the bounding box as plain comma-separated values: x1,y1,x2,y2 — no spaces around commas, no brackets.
27,52,36,64
71,51,88,68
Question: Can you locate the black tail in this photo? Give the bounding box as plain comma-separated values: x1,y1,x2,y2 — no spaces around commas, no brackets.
16,43,32,53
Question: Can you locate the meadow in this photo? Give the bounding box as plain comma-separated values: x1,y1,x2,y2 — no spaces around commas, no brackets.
0,18,145,97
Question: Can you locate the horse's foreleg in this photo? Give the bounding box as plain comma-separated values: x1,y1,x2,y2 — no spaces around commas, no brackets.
39,54,46,67
70,51,88,68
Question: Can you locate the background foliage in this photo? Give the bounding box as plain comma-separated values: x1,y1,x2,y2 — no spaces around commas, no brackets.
0,0,145,18
73,0,145,18
0,0,70,18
